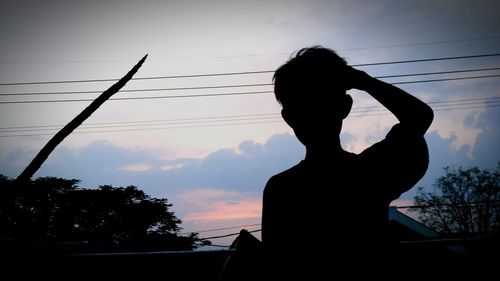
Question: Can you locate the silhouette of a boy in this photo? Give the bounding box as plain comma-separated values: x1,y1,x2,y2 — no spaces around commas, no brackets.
261,46,433,277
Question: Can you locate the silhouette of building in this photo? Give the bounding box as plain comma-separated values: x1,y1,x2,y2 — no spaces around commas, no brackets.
388,206,498,278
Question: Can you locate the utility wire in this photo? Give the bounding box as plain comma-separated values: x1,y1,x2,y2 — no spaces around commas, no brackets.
1,97,498,132
395,200,500,209
391,74,500,85
337,35,500,51
0,113,280,131
0,71,274,86
1,74,499,105
201,229,261,240
2,35,499,66
354,53,500,67
181,223,262,235
0,90,273,104
376,67,500,79
351,98,500,113
0,83,273,97
1,103,498,138
1,53,499,86
0,116,283,133
1,97,498,133
0,120,285,137
2,67,500,97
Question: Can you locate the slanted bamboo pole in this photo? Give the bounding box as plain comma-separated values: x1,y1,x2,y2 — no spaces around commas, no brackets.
15,55,148,183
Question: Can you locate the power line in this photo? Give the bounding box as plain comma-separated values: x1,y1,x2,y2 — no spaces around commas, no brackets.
1,97,498,133
338,35,500,51
0,83,273,97
2,67,500,97
201,229,261,240
182,223,262,235
347,96,500,111
1,74,499,105
1,103,498,138
348,104,500,118
2,35,499,67
0,96,496,132
0,71,274,86
376,67,500,79
0,120,285,137
0,113,280,131
0,97,498,132
0,115,284,133
0,90,273,104
391,74,500,85
395,200,500,209
1,53,499,86
351,98,500,114
353,53,500,67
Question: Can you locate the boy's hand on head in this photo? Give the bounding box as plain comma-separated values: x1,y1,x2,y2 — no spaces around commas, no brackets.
344,66,371,91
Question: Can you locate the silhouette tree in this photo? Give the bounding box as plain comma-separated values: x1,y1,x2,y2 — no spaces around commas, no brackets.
412,165,500,236
0,175,209,255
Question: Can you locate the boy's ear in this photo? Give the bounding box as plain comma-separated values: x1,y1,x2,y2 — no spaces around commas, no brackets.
339,94,353,119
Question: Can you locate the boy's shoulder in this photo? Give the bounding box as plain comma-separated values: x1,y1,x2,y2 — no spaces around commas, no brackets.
265,161,305,189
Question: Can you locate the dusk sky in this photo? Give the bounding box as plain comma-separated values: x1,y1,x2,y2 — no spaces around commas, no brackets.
1,0,499,247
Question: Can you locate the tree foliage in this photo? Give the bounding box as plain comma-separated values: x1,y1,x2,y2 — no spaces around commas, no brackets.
0,175,209,254
412,165,500,235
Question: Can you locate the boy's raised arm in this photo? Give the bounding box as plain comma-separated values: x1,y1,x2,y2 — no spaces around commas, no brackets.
346,67,434,136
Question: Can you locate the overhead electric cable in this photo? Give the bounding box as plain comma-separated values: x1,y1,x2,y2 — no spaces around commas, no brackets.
1,53,499,86
1,103,498,138
1,97,498,132
183,223,262,235
0,83,273,97
201,229,261,240
1,74,499,105
338,36,500,50
1,35,499,66
0,113,280,131
376,67,500,79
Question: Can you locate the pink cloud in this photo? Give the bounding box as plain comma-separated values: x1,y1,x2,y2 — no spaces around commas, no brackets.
183,199,262,221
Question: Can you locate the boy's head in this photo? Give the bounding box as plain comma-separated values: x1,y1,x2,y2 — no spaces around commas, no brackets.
273,46,353,146
273,46,349,106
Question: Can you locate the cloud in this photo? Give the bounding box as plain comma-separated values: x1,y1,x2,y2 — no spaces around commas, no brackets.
161,163,187,171
400,106,499,200
2,106,497,233
0,133,304,195
174,188,260,220
155,133,304,196
177,188,241,205
468,108,500,167
184,201,261,221
430,109,484,156
174,188,262,245
182,197,262,221
118,163,153,172
0,148,35,178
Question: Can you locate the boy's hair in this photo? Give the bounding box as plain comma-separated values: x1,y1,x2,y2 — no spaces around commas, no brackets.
273,46,348,107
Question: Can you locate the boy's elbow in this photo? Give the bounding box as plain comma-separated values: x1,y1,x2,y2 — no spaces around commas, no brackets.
423,104,434,131
417,105,434,135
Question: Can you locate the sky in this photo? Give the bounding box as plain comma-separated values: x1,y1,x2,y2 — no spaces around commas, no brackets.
0,0,499,248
